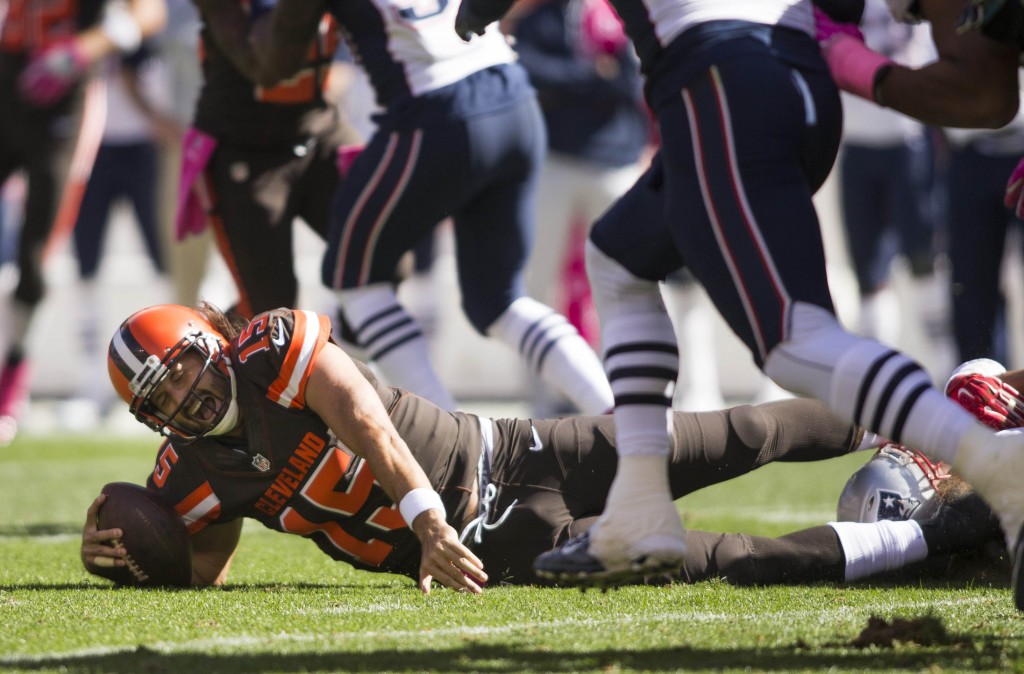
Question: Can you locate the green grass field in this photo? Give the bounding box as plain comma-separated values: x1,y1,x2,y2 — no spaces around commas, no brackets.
2,433,1023,673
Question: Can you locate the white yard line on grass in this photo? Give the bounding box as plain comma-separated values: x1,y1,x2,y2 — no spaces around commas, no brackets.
0,595,997,664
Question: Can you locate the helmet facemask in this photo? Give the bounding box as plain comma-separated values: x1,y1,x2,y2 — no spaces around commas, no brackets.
127,332,236,443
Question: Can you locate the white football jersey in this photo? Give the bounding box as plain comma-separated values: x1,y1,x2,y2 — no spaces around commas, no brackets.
328,0,516,104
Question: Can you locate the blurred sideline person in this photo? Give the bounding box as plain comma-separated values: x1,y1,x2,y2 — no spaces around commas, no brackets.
0,0,168,445
454,0,1024,600
942,114,1024,365
175,0,363,322
151,0,206,308
68,42,181,425
504,0,655,416
192,0,614,415
835,0,955,381
80,302,1003,590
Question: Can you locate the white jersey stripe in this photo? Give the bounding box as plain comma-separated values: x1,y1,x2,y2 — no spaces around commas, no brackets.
276,310,324,408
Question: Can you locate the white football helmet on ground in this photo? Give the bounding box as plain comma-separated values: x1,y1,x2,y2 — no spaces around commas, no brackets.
837,443,950,522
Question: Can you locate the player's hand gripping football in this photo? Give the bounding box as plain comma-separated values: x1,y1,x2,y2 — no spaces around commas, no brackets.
79,493,127,573
411,509,487,594
18,38,90,107
946,371,1024,431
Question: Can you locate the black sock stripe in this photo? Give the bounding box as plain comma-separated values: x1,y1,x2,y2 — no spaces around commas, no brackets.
853,350,898,426
889,382,932,444
870,361,925,433
605,342,678,359
519,310,557,356
370,330,424,360
608,366,679,382
614,393,673,407
362,316,416,347
534,331,570,372
355,305,403,338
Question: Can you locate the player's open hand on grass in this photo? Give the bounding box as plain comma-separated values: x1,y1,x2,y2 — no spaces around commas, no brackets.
80,494,126,573
411,509,487,594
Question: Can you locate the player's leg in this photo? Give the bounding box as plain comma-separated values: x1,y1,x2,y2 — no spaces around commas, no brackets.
0,100,88,442
666,399,865,495
206,143,301,318
320,117,458,410
664,32,1024,571
529,154,687,581
947,145,1013,362
839,143,898,343
123,142,166,274
456,88,612,415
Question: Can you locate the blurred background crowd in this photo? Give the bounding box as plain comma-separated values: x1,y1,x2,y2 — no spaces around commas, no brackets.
2,0,1024,439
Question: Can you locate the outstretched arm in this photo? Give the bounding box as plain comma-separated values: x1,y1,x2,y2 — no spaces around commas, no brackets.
878,0,1020,128
19,0,168,106
192,0,324,86
815,0,1020,128
305,341,487,594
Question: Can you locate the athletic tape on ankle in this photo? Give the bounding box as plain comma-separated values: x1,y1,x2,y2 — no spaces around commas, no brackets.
400,488,446,526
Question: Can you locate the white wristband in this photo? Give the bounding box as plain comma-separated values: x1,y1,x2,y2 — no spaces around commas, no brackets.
101,0,143,53
399,488,446,526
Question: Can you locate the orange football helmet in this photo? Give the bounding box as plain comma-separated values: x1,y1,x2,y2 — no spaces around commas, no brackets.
107,305,237,442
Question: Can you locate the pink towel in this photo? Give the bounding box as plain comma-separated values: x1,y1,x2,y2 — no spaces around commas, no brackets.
175,128,218,241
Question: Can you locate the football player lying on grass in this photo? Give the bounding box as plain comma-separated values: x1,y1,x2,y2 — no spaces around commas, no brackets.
79,303,1010,591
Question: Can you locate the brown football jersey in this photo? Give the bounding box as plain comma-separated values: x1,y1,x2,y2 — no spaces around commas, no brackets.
192,4,342,147
145,308,481,579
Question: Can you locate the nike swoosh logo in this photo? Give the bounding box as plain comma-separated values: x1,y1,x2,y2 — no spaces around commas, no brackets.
528,425,543,452
272,329,287,347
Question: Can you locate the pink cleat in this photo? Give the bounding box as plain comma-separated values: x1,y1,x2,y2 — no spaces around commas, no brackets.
0,360,31,446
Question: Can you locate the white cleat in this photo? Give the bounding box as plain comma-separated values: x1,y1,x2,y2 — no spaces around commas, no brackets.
534,453,687,587
587,499,688,577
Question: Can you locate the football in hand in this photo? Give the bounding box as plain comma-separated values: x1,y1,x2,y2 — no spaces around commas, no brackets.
95,482,193,587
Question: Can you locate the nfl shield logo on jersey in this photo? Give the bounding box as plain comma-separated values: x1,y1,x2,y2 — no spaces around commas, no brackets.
252,454,271,472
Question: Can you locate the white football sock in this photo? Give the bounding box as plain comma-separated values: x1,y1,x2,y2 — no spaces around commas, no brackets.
828,520,928,582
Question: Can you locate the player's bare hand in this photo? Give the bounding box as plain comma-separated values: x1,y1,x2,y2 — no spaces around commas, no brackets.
411,510,487,594
80,493,126,572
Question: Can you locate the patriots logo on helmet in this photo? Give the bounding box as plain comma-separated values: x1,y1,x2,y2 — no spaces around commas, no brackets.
875,489,920,521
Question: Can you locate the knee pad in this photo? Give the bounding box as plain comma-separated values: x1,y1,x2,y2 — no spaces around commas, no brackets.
586,240,665,321
763,302,863,402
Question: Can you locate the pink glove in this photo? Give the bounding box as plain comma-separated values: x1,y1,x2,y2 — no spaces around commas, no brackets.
18,39,90,107
579,0,627,57
337,144,364,178
1004,155,1024,219
175,128,218,241
946,371,1024,431
813,7,893,103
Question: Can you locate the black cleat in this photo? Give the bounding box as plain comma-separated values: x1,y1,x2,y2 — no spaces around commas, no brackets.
534,531,682,587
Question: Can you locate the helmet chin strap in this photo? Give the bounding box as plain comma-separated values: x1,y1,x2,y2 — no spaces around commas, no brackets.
207,363,240,437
